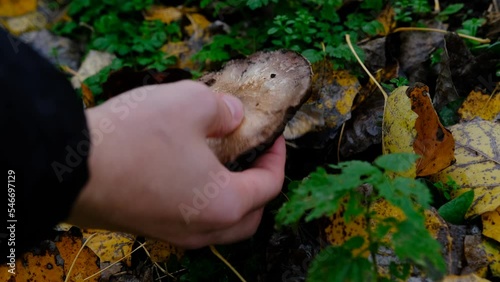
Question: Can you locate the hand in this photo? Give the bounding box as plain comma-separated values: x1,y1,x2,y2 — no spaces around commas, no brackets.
67,80,286,248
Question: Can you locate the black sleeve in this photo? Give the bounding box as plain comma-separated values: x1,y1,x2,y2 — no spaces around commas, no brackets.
0,28,90,260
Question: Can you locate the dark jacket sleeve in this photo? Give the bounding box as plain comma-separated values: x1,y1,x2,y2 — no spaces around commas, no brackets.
0,28,90,260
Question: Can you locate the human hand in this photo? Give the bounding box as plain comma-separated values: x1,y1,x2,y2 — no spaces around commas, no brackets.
67,80,286,248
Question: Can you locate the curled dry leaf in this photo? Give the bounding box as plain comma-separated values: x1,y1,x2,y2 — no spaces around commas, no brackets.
383,83,455,177
200,50,312,164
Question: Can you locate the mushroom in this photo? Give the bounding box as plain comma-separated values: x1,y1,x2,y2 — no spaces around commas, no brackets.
200,50,313,165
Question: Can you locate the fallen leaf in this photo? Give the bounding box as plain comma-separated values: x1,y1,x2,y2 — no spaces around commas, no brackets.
0,0,37,17
144,238,183,263
81,83,95,108
409,83,456,176
458,90,500,122
0,231,100,282
284,60,360,147
482,208,500,243
383,83,455,177
430,119,500,218
1,10,47,35
443,273,491,282
82,229,136,267
375,5,396,36
144,5,183,24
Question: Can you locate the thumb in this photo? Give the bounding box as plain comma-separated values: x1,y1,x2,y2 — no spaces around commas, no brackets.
205,93,244,137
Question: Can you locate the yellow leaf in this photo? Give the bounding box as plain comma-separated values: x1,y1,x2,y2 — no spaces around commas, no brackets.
1,10,47,35
382,85,418,177
0,0,37,17
144,238,183,263
82,229,136,267
458,90,500,122
443,273,491,282
430,120,500,218
0,231,100,282
481,238,500,277
185,13,211,39
375,6,396,36
144,5,182,24
383,83,455,177
482,208,500,243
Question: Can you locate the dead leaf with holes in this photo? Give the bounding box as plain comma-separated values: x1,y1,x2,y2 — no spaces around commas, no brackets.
0,230,100,282
430,119,500,218
325,199,455,273
458,89,500,122
383,83,455,177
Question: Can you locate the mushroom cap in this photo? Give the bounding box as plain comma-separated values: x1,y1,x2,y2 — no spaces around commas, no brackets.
201,50,313,165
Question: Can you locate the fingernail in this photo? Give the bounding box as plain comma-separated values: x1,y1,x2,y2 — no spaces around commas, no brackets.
222,94,244,121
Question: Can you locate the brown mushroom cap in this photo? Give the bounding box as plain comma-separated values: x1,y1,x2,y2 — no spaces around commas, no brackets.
200,50,312,165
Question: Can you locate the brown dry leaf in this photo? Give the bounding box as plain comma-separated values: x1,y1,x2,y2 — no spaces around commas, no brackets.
144,5,182,24
81,83,95,108
144,238,183,263
408,83,455,176
430,119,500,218
0,0,37,17
383,83,455,177
82,229,136,267
458,90,500,122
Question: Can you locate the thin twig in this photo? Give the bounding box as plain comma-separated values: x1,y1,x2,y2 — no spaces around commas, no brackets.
345,34,388,153
209,245,247,282
83,241,147,281
392,27,491,43
434,0,441,12
65,233,98,282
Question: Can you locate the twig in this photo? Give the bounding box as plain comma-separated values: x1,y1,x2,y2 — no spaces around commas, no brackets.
434,0,441,12
392,27,491,44
345,34,389,153
83,241,147,281
209,245,247,282
65,233,98,282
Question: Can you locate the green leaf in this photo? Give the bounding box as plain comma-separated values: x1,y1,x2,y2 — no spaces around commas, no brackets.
267,27,279,35
438,3,463,16
307,245,374,282
374,153,420,172
438,190,474,224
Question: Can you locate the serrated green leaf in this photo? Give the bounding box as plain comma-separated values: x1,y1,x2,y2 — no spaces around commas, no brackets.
438,190,474,224
374,153,420,172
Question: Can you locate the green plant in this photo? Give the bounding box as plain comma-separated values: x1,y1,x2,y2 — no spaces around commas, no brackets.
276,153,447,282
52,0,179,71
393,0,432,22
433,175,460,201
381,77,409,92
456,18,487,46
